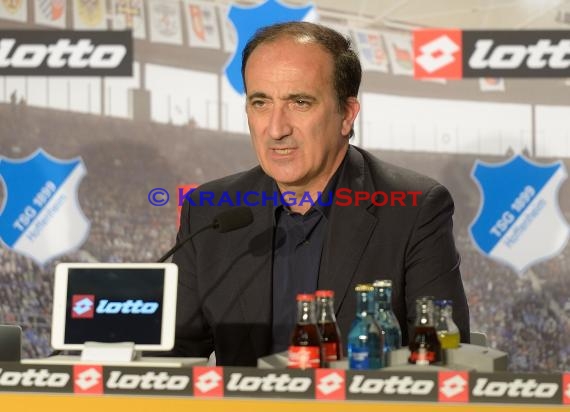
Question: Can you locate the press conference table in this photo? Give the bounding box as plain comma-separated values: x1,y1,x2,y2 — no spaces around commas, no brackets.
1,358,566,411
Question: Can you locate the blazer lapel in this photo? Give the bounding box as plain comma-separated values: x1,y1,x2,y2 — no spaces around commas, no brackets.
318,146,378,313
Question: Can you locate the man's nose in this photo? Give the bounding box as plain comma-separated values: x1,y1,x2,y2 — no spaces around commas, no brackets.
268,105,292,140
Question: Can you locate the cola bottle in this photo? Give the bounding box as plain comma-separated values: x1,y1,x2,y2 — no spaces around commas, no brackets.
408,296,441,365
347,284,384,370
315,290,343,364
287,294,323,369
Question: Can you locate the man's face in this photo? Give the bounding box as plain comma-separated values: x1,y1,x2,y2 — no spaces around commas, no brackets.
244,37,359,193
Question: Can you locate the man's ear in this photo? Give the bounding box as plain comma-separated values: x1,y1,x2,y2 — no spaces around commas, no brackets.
341,97,360,137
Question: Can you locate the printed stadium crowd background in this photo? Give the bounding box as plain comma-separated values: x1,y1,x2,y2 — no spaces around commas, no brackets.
0,102,569,372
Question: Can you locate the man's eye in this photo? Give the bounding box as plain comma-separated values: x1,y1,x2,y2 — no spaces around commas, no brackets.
294,100,311,108
251,100,266,108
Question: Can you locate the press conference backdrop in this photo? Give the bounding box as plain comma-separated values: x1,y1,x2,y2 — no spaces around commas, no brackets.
1,0,569,372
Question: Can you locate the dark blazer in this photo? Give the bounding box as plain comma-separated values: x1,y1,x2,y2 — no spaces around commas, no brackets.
172,145,470,366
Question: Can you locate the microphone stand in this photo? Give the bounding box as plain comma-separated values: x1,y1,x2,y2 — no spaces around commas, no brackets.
157,224,213,262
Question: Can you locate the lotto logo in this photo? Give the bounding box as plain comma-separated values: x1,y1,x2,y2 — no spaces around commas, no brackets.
71,295,95,319
472,376,559,401
414,29,570,78
106,370,191,391
74,365,103,394
414,29,462,79
439,371,469,402
315,369,345,400
193,367,223,397
0,30,132,76
0,368,69,388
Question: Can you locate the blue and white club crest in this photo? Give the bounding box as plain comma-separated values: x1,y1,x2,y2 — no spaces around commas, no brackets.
225,0,317,94
469,154,569,273
0,149,90,265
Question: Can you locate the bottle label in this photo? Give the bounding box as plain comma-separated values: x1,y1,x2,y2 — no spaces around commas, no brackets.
409,348,437,365
288,346,321,369
349,346,369,369
323,342,338,361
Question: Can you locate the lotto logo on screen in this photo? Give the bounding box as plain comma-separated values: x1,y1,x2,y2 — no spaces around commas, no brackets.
71,295,160,319
414,29,463,79
71,294,95,319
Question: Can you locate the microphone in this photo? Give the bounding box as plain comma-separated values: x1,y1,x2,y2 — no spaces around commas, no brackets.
157,206,254,262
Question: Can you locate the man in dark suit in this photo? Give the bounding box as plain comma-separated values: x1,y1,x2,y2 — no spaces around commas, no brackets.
172,22,469,366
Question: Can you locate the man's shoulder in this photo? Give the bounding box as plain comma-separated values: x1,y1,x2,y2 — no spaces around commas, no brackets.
353,146,441,192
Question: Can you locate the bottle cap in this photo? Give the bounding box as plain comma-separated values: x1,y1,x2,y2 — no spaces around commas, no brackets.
355,284,374,292
315,290,334,298
373,279,392,288
296,293,315,301
434,299,453,307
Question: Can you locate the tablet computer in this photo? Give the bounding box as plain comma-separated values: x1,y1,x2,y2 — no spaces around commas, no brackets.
51,262,177,351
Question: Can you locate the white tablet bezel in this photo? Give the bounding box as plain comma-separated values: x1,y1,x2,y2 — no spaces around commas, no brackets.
51,262,178,351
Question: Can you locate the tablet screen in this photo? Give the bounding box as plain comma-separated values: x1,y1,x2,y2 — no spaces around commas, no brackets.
52,263,177,351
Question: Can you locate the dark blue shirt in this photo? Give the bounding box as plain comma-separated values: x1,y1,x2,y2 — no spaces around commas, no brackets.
271,159,344,354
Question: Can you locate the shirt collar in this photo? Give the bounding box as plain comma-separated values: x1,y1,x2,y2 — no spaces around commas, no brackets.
272,149,349,221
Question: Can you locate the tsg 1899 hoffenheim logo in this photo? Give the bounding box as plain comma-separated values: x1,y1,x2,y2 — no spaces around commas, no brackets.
0,149,90,265
225,0,316,94
470,154,569,273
